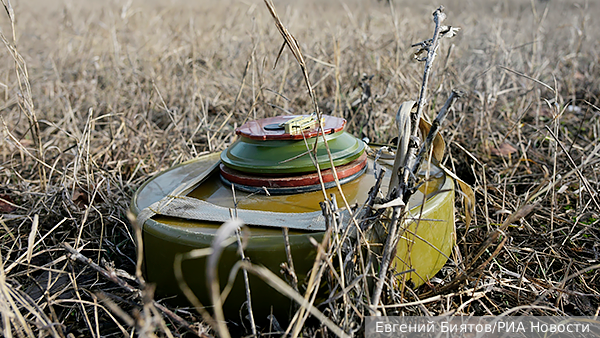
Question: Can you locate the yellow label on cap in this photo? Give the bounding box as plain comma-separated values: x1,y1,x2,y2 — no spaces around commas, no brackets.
282,116,323,135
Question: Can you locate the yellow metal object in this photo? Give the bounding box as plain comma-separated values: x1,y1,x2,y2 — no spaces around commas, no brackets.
282,115,323,134
393,178,455,287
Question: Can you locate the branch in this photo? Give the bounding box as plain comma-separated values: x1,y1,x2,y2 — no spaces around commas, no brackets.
371,6,460,312
62,243,210,338
411,6,446,144
410,90,462,175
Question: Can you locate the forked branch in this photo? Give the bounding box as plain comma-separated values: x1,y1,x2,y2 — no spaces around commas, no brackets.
371,6,460,312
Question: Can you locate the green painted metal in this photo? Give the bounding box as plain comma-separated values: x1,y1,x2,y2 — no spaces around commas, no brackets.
130,151,455,324
220,130,365,174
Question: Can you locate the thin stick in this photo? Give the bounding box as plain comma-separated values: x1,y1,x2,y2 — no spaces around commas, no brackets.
126,210,146,287
263,2,363,335
397,6,448,195
370,7,455,312
235,228,257,336
544,126,600,210
63,243,138,293
499,65,555,93
230,185,257,335
263,0,361,232
62,243,210,338
410,7,447,152
282,227,299,292
411,90,462,174
369,197,405,313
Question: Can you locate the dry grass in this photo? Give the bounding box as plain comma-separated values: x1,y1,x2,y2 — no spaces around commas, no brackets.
0,0,599,336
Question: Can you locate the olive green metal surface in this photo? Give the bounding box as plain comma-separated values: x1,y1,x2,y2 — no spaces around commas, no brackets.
131,151,455,323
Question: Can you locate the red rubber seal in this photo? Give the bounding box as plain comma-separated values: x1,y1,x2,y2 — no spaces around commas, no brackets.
219,152,367,188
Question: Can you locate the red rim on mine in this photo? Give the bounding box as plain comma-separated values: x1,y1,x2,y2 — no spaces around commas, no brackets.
219,152,368,194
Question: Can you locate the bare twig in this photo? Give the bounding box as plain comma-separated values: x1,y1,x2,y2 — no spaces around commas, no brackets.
422,203,536,297
544,125,600,210
63,243,138,294
263,0,362,232
499,65,555,93
410,6,447,157
127,210,146,288
410,90,462,174
369,198,404,312
235,228,257,336
371,6,459,312
62,243,210,338
282,227,299,292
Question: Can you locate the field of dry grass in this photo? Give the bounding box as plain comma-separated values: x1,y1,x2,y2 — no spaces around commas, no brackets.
0,0,599,336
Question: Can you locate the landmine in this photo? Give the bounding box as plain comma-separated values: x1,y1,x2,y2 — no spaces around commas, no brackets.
130,115,455,322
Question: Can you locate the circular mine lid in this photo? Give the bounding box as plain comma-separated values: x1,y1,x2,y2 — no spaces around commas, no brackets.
222,114,364,174
236,115,345,140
